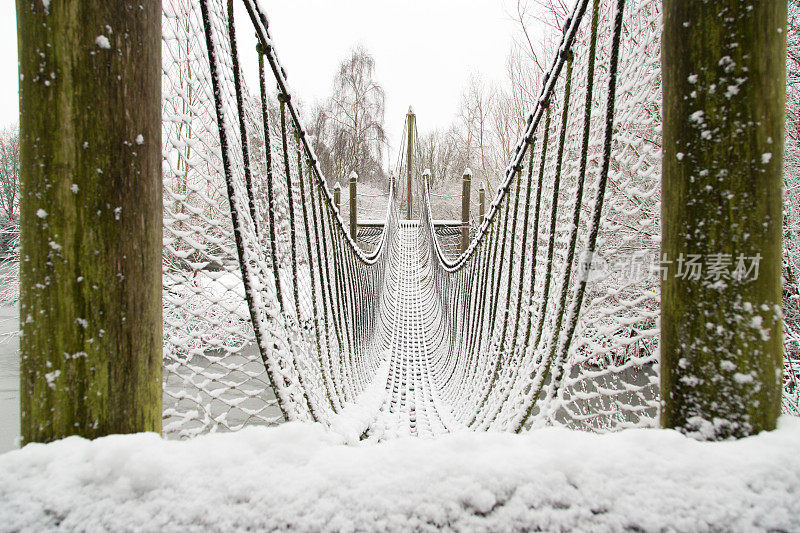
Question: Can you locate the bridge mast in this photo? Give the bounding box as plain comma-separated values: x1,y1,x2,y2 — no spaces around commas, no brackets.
406,107,414,219
17,1,163,442
662,0,786,438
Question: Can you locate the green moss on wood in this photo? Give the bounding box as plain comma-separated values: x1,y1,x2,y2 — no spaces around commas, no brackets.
661,0,786,438
17,0,162,443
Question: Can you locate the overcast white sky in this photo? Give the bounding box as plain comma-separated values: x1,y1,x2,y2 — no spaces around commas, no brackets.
262,1,526,158
0,0,544,159
0,0,18,130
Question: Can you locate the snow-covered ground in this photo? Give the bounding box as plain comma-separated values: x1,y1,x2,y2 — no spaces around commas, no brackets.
1,417,799,532
0,304,18,454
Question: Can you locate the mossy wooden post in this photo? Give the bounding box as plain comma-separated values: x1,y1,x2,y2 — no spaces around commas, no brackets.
662,0,785,439
333,182,342,215
17,0,162,443
479,183,485,223
349,172,357,241
406,107,414,220
461,169,471,253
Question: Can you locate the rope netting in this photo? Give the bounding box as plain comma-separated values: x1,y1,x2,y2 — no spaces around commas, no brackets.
359,223,465,261
415,0,663,432
159,0,799,438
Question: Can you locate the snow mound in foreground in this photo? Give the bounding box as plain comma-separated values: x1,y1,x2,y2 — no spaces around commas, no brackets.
1,418,799,532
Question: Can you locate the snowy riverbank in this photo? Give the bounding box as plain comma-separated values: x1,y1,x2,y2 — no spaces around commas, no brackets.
1,417,799,532
0,303,18,454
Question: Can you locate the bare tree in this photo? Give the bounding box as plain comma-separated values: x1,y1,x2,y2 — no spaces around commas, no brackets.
782,0,800,406
787,0,800,144
416,126,468,187
457,74,500,192
784,0,800,296
515,0,570,34
311,46,387,187
0,125,19,221
454,67,535,195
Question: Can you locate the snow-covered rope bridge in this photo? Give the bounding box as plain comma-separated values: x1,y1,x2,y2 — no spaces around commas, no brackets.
160,0,796,439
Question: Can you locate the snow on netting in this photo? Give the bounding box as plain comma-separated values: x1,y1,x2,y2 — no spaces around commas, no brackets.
160,0,799,439
162,0,399,438
161,0,284,436
402,0,662,433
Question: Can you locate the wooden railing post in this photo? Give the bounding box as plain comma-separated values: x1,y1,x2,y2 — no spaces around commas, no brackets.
662,0,786,439
479,182,486,223
17,0,162,442
333,182,341,215
349,171,357,241
461,169,471,253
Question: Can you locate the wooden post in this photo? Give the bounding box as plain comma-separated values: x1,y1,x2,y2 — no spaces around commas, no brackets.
406,107,414,220
17,0,163,443
661,0,785,439
461,169,471,253
349,171,357,241
422,169,431,216
333,182,341,214
479,182,486,222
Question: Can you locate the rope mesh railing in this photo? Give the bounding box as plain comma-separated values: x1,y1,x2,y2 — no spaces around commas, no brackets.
159,0,798,438
407,0,662,433
162,0,283,436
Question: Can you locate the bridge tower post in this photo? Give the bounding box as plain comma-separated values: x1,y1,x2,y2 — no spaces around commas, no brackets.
406,107,414,220
662,0,786,438
349,172,357,241
17,0,163,442
461,169,471,253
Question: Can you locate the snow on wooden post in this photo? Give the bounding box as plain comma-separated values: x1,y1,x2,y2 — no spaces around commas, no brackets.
17,1,162,443
406,107,414,220
333,182,342,215
479,183,485,223
662,0,785,439
461,169,471,253
349,172,357,241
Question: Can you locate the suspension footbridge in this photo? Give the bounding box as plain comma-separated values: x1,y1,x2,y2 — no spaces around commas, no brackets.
4,0,798,528
12,0,795,443
157,0,662,438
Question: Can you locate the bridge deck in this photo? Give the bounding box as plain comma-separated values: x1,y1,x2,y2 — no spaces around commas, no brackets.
372,221,461,438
